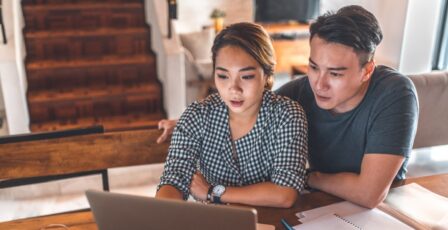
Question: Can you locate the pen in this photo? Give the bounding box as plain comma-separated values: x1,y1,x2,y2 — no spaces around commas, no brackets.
280,218,294,230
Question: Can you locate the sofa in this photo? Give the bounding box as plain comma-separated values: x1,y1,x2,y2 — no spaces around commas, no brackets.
409,71,448,149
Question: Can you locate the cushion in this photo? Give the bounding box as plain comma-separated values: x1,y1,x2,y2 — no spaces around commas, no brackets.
179,28,214,61
409,71,448,148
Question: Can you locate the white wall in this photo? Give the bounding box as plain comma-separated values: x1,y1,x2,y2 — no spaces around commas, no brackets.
399,0,444,74
0,0,30,135
176,0,253,33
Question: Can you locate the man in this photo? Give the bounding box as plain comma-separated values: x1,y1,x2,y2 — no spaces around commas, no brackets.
157,5,418,208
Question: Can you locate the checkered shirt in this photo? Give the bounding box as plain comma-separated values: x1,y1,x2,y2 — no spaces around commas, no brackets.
158,90,308,200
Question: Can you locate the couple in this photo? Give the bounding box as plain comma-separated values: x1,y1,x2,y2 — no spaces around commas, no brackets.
156,5,418,209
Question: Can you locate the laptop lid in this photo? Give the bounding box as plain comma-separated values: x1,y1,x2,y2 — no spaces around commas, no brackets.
86,190,258,230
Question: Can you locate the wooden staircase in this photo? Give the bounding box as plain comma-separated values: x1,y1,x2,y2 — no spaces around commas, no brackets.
22,0,165,132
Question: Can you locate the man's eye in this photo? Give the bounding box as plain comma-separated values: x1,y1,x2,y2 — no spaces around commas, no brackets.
309,65,318,71
330,72,343,77
242,75,255,80
217,74,228,79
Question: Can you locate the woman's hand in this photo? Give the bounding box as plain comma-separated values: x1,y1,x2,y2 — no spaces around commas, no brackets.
190,171,210,201
156,119,178,144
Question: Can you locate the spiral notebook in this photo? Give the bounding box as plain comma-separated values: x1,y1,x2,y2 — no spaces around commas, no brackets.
296,201,412,230
294,213,361,229
294,207,412,230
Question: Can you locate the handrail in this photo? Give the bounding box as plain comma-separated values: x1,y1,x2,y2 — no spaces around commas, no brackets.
0,0,7,44
167,0,177,38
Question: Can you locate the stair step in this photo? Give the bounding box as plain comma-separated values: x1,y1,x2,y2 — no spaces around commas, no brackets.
25,28,151,61
27,55,156,91
23,0,142,5
28,83,163,123
23,3,146,31
30,112,164,133
27,54,155,70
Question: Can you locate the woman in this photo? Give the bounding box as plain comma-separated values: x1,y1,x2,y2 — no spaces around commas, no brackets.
156,22,307,208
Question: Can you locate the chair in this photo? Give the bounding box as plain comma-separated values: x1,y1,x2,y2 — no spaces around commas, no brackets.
409,71,448,148
0,0,6,44
179,28,215,104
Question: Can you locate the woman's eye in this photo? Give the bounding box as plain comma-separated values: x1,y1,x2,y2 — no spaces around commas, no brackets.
242,75,255,80
217,74,228,79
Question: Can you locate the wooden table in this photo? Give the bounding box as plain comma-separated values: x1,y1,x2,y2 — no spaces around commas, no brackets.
2,173,447,230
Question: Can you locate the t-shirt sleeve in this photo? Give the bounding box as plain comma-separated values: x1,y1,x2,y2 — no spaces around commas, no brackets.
157,103,203,200
270,100,308,191
365,86,418,157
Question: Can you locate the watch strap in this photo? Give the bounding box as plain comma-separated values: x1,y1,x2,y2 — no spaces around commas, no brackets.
206,186,213,202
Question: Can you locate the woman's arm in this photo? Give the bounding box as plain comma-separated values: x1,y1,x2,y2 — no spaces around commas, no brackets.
156,185,184,200
190,172,297,208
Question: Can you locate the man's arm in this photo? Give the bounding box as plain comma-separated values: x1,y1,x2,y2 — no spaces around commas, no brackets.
156,119,178,144
307,154,404,209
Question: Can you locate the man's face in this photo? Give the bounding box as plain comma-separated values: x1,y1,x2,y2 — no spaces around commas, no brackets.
308,35,374,114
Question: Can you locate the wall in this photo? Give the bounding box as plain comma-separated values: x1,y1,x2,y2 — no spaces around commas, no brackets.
176,0,253,33
0,0,30,135
399,0,444,74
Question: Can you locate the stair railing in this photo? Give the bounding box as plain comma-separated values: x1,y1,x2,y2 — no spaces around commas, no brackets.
167,0,177,39
0,0,7,44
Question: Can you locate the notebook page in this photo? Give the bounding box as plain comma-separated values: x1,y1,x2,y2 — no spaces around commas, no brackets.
294,213,361,230
296,201,365,223
344,208,412,230
384,183,448,230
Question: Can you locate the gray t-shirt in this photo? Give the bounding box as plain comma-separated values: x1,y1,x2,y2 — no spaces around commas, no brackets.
276,65,418,180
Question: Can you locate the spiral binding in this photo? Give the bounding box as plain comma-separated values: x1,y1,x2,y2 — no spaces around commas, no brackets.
334,214,363,229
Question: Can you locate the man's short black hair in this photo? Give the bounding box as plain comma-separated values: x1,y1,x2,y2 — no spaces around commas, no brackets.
310,5,383,66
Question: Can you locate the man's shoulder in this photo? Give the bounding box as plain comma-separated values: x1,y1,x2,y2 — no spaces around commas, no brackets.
371,65,417,96
275,76,310,99
373,66,415,88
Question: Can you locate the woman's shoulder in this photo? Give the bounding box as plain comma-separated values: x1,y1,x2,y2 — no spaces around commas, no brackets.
265,91,306,119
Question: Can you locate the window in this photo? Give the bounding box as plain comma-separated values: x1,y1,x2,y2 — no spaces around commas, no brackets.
433,0,448,70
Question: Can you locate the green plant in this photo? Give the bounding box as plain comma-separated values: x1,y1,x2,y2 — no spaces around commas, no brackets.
210,9,226,18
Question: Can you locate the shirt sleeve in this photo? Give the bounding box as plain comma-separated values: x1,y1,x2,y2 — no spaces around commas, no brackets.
270,100,308,191
158,103,203,200
365,87,419,157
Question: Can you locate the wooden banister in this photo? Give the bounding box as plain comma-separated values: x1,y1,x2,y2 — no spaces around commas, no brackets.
0,129,169,181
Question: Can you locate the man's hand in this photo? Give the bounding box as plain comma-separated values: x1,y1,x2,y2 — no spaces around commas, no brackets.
156,119,178,144
190,171,210,201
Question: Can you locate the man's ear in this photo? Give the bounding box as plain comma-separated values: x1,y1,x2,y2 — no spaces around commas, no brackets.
362,60,375,82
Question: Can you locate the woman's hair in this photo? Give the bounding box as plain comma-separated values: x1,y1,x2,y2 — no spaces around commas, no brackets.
211,22,276,90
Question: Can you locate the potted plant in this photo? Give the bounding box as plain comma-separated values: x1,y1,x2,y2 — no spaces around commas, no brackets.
210,9,226,33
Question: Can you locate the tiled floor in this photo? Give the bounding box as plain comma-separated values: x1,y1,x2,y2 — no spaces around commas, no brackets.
0,163,165,222
1,145,448,223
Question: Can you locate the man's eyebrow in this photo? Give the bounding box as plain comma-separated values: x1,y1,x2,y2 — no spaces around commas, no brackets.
309,58,347,71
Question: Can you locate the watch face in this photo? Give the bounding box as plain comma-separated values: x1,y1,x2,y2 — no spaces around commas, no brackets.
213,185,225,196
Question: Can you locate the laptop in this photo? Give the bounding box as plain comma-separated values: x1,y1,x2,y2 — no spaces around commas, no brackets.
86,190,269,230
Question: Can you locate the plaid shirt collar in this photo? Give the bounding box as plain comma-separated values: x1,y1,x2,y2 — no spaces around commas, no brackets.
207,90,274,172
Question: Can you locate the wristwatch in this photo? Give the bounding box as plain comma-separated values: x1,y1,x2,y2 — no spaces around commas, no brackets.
211,185,226,204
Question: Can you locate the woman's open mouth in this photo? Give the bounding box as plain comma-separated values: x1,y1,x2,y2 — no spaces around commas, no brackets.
230,100,244,107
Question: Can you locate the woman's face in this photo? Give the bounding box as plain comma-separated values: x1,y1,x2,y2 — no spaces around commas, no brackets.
214,45,267,118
